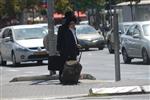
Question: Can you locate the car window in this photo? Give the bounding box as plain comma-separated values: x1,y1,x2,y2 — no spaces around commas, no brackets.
123,25,131,33
143,24,150,36
14,27,47,40
133,25,141,36
2,29,11,38
41,25,58,35
126,25,135,36
119,24,131,34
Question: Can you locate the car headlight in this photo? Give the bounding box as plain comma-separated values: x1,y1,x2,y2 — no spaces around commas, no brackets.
16,47,29,52
92,40,98,43
87,38,92,41
15,44,29,52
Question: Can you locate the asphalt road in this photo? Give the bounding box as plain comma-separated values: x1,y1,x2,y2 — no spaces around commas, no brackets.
0,48,150,100
0,48,150,85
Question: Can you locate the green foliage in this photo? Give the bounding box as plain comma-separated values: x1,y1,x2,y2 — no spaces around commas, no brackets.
0,0,141,22
0,0,5,18
0,0,41,18
55,0,72,13
71,0,106,10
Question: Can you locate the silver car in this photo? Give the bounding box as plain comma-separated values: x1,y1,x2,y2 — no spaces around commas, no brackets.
121,21,150,64
76,25,105,50
106,22,135,53
0,25,48,66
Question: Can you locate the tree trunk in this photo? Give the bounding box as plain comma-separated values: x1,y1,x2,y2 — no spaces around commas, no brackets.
47,0,57,56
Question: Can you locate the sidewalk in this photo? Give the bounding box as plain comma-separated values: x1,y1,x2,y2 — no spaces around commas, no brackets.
1,74,150,100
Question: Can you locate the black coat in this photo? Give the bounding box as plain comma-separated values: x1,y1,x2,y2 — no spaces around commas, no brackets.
57,25,79,60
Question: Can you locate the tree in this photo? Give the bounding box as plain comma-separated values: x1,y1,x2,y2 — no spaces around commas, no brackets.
55,0,71,13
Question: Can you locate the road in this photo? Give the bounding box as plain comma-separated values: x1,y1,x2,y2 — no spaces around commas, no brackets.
0,48,150,100
1,48,150,84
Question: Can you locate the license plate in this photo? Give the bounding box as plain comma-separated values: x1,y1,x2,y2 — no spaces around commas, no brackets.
34,51,48,55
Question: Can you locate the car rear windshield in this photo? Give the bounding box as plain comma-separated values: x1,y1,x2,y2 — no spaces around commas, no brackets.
143,24,150,36
14,27,47,40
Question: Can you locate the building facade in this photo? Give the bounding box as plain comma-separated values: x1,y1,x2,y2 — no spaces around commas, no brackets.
117,0,150,22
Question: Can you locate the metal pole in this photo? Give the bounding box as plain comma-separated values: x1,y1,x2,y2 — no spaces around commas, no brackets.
130,1,134,21
113,8,121,81
47,0,56,56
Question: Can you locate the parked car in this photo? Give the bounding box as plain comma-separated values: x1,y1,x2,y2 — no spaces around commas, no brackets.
121,21,150,64
0,25,48,66
106,22,135,53
76,24,105,50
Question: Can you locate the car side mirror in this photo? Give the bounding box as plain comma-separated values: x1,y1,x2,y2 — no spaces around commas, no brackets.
133,34,140,38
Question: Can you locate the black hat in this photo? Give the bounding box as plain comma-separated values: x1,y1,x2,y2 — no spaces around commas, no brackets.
63,11,77,25
64,11,74,19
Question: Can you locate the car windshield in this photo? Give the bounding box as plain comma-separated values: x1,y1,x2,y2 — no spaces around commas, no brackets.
143,24,150,36
41,26,58,35
14,27,47,40
76,25,97,34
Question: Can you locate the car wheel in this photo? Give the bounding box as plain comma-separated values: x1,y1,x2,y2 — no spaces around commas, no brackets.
12,53,20,66
107,42,114,54
0,54,6,66
122,49,131,64
142,49,150,65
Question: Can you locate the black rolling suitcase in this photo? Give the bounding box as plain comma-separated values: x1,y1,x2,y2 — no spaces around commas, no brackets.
60,52,82,85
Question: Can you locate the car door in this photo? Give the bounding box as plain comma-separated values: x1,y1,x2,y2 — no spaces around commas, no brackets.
131,25,143,57
124,25,135,56
1,28,14,61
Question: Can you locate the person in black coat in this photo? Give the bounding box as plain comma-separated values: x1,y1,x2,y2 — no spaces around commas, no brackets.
57,12,80,82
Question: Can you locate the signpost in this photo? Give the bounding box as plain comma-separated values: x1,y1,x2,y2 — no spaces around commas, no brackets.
113,8,121,81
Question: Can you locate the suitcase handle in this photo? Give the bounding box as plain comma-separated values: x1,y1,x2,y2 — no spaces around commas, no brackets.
78,52,82,62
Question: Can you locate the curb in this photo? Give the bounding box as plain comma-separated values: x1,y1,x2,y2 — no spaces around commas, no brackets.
10,74,96,82
89,85,150,96
2,86,149,100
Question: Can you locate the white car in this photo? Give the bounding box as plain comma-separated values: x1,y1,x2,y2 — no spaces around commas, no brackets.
0,25,48,66
121,21,150,64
